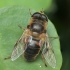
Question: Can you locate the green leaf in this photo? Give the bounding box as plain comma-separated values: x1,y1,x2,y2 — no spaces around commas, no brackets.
0,6,62,70
0,0,52,11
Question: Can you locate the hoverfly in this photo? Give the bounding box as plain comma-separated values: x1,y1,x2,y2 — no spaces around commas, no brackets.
5,11,57,68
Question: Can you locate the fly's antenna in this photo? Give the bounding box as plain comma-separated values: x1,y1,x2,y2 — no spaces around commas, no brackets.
29,9,32,16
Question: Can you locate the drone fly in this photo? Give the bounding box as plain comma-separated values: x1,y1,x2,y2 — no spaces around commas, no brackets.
5,11,57,68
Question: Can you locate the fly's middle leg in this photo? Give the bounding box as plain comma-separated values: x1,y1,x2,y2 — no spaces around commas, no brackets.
18,24,26,31
46,34,59,39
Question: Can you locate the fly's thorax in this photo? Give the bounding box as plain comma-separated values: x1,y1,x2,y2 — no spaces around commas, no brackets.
31,19,47,34
27,18,46,34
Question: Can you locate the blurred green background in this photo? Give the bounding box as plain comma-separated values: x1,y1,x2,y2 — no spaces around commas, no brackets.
0,0,70,70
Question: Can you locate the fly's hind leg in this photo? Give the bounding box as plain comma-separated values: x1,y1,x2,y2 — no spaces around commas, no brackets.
41,54,47,67
4,56,11,60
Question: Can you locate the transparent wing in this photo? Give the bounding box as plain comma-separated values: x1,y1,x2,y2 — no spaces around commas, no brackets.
42,34,56,68
11,31,26,61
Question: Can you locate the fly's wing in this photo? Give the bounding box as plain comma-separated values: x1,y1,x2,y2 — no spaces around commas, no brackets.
42,34,56,68
11,31,26,61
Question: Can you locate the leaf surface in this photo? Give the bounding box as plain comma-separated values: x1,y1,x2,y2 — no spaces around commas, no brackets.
0,6,62,70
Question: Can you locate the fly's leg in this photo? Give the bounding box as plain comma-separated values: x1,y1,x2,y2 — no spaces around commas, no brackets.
48,36,59,41
46,35,59,39
40,8,44,14
48,36,59,39
4,56,11,60
41,54,47,67
29,9,32,16
18,25,26,31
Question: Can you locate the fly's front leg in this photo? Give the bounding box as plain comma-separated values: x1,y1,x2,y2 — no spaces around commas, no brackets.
29,9,32,16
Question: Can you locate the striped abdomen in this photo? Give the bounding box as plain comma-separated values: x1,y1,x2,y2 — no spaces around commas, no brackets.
24,38,40,61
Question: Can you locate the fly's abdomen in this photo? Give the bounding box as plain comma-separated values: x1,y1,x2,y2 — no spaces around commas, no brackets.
24,40,40,61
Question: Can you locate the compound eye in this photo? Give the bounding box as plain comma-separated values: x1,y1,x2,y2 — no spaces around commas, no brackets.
41,14,48,21
32,12,41,18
